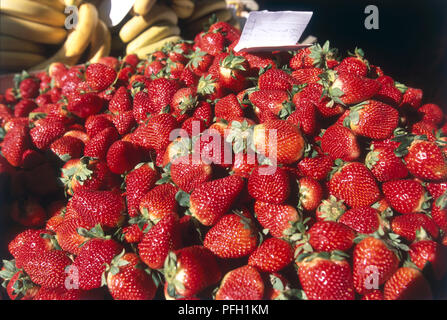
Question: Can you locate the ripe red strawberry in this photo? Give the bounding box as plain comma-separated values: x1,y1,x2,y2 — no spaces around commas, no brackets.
0,103,13,126
106,140,142,175
316,196,347,221
214,93,244,122
169,155,212,193
258,68,295,91
112,110,136,135
374,82,403,106
426,182,447,199
85,63,117,92
254,201,300,239
17,75,40,99
231,151,258,179
248,165,290,204
382,179,429,214
9,198,47,227
291,67,323,84
353,237,400,295
298,177,323,211
2,125,30,167
307,220,356,252
297,154,333,181
83,126,119,160
146,78,179,114
71,190,125,228
67,92,104,118
361,290,384,300
296,252,355,300
208,21,241,43
85,114,114,138
72,238,123,290
334,48,369,76
132,90,153,123
384,267,432,300
0,262,39,300
55,217,95,255
13,99,37,117
204,210,258,259
398,86,423,110
32,286,98,300
249,89,292,118
23,250,72,289
164,245,221,298
289,43,337,70
343,100,399,139
287,98,318,136
253,119,306,165
248,237,293,273
365,145,408,182
321,124,360,162
171,87,198,117
338,206,380,234
106,252,157,300
200,31,226,56
50,135,84,160
391,213,439,242
409,239,447,280
139,183,179,223
109,86,132,114
189,175,244,226
329,161,380,208
418,103,444,125
432,194,447,232
30,118,66,150
125,162,159,217
215,265,265,300
212,53,249,93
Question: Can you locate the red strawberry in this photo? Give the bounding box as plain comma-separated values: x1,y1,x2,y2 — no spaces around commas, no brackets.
23,250,72,289
139,183,179,223
17,75,40,99
212,53,249,93
72,238,123,290
321,124,360,162
189,175,244,226
106,252,157,300
169,155,212,193
32,286,97,300
67,92,104,118
297,154,333,181
208,21,241,43
374,83,403,106
106,140,142,175
248,237,293,272
338,206,381,234
254,201,300,239
204,210,258,259
296,252,355,300
132,91,153,123
1,125,30,167
85,63,117,92
287,98,318,135
329,161,381,208
307,220,356,252
85,114,114,138
215,265,266,301
0,261,38,300
55,217,95,255
382,179,429,214
398,86,423,110
316,196,347,221
353,237,400,295
192,101,212,127
164,245,221,298
214,93,244,122
109,86,132,114
426,182,447,199
334,48,369,76
409,239,447,280
291,67,323,84
30,118,66,150
231,151,258,178
361,290,384,300
146,78,179,113
84,127,119,160
365,145,408,182
391,213,439,242
171,87,198,117
9,198,47,227
258,68,295,91
112,110,136,135
196,74,226,100
50,135,84,160
418,103,444,125
125,162,159,217
298,177,323,211
13,99,37,117
200,31,226,56
384,267,432,300
432,194,447,232
253,119,306,165
71,190,125,228
248,165,290,204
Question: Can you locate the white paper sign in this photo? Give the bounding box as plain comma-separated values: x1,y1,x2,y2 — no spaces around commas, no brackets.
98,0,136,27
234,11,313,52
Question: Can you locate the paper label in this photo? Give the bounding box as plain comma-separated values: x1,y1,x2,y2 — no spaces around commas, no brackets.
234,11,313,52
98,0,136,27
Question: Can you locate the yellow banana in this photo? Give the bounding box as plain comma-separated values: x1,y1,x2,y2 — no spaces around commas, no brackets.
88,19,111,63
0,0,67,27
133,0,157,16
0,51,46,71
187,0,227,22
134,36,182,59
63,0,83,6
127,24,181,54
31,0,65,12
64,3,98,57
170,0,195,19
0,35,45,54
119,4,178,43
0,14,67,45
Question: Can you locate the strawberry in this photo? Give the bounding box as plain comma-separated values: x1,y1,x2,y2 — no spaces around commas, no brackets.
297,154,333,181
0,261,38,300
374,82,403,106
291,67,323,84
426,182,447,199
164,245,221,298
409,239,447,280
196,74,226,100
30,118,66,150
199,31,226,56
106,140,142,175
215,265,265,300
67,92,104,118
139,183,179,223
105,252,157,300
298,177,323,211
132,91,153,124
23,249,72,289
1,125,30,167
204,210,258,258
249,89,292,119
9,198,47,227
85,114,114,138
189,175,244,226
13,99,37,118
254,201,300,239
384,267,432,300
83,126,119,160
353,237,400,295
382,179,429,214
321,124,360,161
231,151,258,179
253,119,306,165
398,86,423,110
338,206,381,234
307,220,356,252
214,93,244,122
329,161,381,208
316,196,347,221
248,238,293,273
432,194,447,232
208,21,241,43
334,48,369,76
85,63,117,92
418,103,444,125
109,86,132,114
50,135,84,161
296,252,355,300
71,190,125,228
146,78,179,114
258,68,295,91
361,290,384,300
391,213,439,242
365,145,409,182
55,217,95,255
287,98,318,136
248,165,290,204
169,155,212,193
16,75,40,99
32,287,97,300
72,238,123,290
171,87,198,117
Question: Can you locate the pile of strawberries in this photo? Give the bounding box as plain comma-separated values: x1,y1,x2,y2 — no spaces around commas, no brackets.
1,20,447,300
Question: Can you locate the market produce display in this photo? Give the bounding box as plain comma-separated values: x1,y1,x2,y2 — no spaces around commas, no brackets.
0,0,238,72
1,12,447,300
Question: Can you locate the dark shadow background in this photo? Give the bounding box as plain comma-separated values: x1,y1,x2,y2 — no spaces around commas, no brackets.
257,0,447,109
